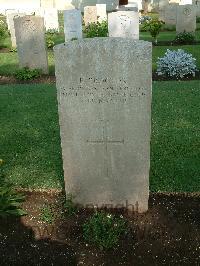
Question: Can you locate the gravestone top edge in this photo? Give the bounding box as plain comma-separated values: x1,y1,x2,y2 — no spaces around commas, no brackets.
53,38,152,52
13,15,43,21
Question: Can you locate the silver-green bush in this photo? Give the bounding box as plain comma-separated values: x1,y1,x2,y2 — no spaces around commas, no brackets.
157,49,197,79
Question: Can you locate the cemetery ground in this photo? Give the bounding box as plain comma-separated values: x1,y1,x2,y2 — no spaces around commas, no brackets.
0,12,200,265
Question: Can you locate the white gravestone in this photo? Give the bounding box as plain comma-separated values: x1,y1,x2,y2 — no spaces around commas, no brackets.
44,8,59,31
196,0,200,17
179,0,192,4
84,6,97,26
36,8,59,31
160,3,178,25
54,38,152,213
64,9,83,41
6,9,18,30
117,2,139,11
14,16,48,74
176,5,196,32
108,11,139,39
96,4,107,22
7,12,25,48
75,0,119,12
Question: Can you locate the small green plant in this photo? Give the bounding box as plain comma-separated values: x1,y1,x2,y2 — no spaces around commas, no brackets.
0,160,27,217
84,20,108,38
15,67,41,80
83,211,126,250
173,31,195,44
196,17,200,23
0,19,8,47
40,204,55,224
143,18,165,43
45,33,55,49
62,194,78,217
9,47,17,52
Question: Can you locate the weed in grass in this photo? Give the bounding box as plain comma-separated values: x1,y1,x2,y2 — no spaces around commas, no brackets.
83,211,126,250
40,204,56,224
62,194,78,217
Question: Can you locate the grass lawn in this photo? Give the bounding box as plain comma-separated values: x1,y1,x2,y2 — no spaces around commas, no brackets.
0,51,55,76
0,81,199,192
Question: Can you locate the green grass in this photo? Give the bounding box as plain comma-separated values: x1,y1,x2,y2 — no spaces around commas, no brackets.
151,81,200,192
0,84,64,188
140,30,200,42
0,51,55,76
0,82,199,192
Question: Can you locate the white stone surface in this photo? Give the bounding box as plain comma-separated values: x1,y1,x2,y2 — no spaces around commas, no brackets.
54,38,152,213
96,4,107,22
35,8,59,31
64,9,82,41
14,16,48,73
179,0,192,4
7,12,26,48
108,11,139,39
6,9,18,30
117,2,139,11
44,8,59,31
84,6,98,26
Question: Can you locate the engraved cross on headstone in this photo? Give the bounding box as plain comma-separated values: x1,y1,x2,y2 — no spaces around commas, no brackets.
86,119,124,178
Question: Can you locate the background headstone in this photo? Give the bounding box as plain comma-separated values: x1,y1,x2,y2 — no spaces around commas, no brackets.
176,4,196,32
54,38,152,213
40,0,54,8
14,15,48,74
44,8,59,31
6,9,18,30
7,12,25,47
160,3,178,25
179,0,192,4
64,9,83,41
108,11,139,39
35,8,59,31
84,6,98,26
117,2,138,11
96,4,107,22
195,0,200,16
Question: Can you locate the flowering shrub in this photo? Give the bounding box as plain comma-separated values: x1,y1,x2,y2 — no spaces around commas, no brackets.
157,49,197,79
139,15,152,25
143,18,165,43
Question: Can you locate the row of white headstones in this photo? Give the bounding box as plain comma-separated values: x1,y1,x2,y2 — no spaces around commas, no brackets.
7,3,140,49
159,3,197,33
11,3,197,75
11,4,140,74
